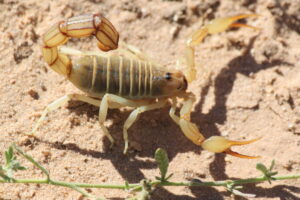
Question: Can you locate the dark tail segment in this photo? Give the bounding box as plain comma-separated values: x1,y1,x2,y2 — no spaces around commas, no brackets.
42,13,119,77
93,14,119,52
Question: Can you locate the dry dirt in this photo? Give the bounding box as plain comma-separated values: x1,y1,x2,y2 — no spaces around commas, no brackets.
0,0,300,199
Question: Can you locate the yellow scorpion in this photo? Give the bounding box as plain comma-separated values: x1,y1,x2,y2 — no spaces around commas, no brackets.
29,13,260,158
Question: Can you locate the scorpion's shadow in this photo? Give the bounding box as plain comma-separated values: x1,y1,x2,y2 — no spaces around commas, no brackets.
38,100,218,199
36,35,296,199
192,34,292,182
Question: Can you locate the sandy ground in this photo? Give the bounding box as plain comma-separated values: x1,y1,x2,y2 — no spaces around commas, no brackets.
0,0,300,199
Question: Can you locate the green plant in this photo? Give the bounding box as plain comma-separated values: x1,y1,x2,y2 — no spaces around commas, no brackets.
1,144,299,200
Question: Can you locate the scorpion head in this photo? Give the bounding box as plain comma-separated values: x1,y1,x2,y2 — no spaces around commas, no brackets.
153,71,188,97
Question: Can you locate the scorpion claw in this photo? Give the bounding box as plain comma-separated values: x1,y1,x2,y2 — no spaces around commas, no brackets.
201,136,261,159
206,14,260,34
229,23,260,31
224,149,260,159
187,14,259,47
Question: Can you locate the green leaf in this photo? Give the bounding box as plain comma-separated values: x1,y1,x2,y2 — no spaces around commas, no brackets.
5,146,14,165
11,160,27,171
256,161,278,184
231,188,256,198
0,145,28,181
165,173,174,181
0,172,12,182
226,183,256,198
154,148,169,181
256,163,268,175
269,160,275,171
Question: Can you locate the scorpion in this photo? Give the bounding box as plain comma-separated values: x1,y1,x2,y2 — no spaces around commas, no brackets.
29,13,260,158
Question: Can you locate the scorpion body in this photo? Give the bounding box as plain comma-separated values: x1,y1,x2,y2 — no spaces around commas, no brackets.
29,13,261,157
70,55,187,100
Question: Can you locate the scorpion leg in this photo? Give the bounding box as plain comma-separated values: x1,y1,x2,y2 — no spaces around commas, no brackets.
99,94,165,153
27,94,101,136
123,100,167,154
169,95,205,146
171,94,260,159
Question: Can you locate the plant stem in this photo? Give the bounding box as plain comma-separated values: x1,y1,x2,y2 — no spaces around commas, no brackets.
1,174,299,190
159,173,300,187
0,178,139,189
13,144,50,180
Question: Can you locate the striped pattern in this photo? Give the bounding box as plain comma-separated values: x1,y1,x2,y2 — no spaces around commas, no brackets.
72,55,157,99
42,13,119,77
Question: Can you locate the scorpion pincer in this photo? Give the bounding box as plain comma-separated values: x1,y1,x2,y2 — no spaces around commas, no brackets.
29,13,260,158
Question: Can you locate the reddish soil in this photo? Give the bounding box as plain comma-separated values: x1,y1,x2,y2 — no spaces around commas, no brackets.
0,0,299,199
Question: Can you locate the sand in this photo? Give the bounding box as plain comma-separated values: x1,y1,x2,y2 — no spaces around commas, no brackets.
0,0,299,199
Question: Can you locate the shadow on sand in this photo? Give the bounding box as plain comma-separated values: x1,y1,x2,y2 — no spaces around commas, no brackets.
32,35,297,199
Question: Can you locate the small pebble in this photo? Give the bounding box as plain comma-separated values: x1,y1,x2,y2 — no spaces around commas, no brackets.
28,89,39,100
10,79,16,84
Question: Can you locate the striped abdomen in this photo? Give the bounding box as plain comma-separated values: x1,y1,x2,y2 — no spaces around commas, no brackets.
68,55,171,99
